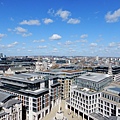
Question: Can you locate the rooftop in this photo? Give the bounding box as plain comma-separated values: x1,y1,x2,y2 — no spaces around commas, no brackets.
0,91,16,103
19,88,49,95
105,85,120,95
0,111,7,117
1,73,48,84
90,113,109,120
75,87,97,94
3,98,21,108
77,72,110,82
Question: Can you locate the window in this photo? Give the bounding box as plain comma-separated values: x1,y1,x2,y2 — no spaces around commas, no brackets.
95,94,97,98
111,104,113,108
118,109,120,113
105,101,106,105
33,99,37,102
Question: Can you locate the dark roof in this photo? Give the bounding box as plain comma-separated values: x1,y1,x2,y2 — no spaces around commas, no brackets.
90,113,109,120
0,82,3,86
51,82,60,87
109,116,120,120
8,67,26,71
19,88,49,96
3,98,21,108
1,75,47,84
0,91,16,103
1,80,27,87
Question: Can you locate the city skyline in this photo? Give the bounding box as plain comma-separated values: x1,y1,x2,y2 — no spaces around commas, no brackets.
0,0,120,57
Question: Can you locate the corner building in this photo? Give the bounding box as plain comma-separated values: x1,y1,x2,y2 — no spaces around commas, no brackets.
0,73,61,120
66,72,113,120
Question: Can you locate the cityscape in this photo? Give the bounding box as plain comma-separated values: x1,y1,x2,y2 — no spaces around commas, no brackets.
0,0,120,120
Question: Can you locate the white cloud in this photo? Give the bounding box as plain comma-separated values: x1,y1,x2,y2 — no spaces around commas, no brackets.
14,27,27,33
57,42,62,45
33,39,45,43
69,49,76,52
22,33,32,37
67,18,80,24
90,43,97,47
20,20,40,25
95,11,100,14
56,9,71,20
48,8,55,16
80,34,88,39
105,8,120,23
80,39,88,43
76,39,88,43
9,27,32,37
53,48,58,51
52,48,58,52
17,49,20,51
7,41,18,48
43,18,53,24
27,50,32,52
38,45,47,49
7,28,12,32
10,17,14,21
49,34,62,40
0,33,6,39
65,41,72,45
109,42,116,47
28,50,32,52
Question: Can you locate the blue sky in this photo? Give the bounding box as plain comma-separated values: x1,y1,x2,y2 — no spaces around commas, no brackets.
0,0,120,57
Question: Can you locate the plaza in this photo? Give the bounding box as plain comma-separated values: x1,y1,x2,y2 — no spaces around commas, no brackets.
42,100,83,120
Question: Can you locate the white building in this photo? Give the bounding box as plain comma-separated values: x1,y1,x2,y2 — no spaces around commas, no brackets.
98,84,120,118
66,85,101,120
66,72,113,120
0,91,22,120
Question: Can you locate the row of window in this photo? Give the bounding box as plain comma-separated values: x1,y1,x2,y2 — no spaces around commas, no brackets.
102,92,120,103
71,102,97,109
72,91,100,100
99,99,116,109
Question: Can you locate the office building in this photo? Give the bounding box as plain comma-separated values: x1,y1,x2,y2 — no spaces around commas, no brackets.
66,72,113,120
0,91,22,120
0,73,61,120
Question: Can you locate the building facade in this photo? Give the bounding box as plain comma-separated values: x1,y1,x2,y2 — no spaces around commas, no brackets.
66,72,113,120
0,91,22,120
0,73,61,120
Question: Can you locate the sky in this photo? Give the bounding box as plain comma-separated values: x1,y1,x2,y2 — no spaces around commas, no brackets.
0,0,120,57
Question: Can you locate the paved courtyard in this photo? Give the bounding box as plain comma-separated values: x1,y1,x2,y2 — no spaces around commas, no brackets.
42,100,82,120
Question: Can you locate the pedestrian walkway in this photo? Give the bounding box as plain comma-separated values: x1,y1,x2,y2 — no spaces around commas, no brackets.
42,100,82,120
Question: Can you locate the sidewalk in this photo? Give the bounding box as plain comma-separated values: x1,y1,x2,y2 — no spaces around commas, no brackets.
42,100,82,120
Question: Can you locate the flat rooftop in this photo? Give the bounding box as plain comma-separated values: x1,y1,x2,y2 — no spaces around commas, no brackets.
19,88,49,95
75,87,97,94
1,73,48,84
105,85,120,95
77,72,110,82
90,113,109,120
0,91,16,102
